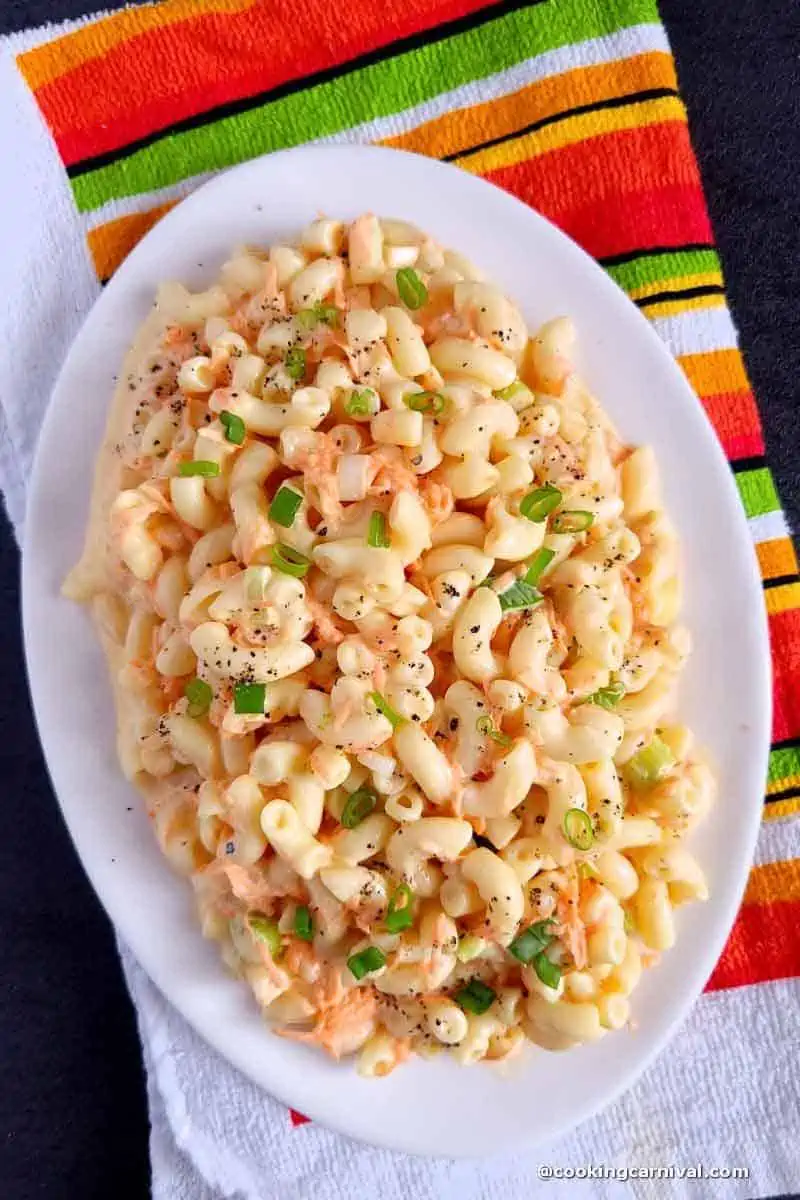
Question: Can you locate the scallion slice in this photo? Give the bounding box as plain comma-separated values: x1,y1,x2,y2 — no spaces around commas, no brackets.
455,979,496,1015
396,267,428,310
284,346,306,381
623,735,676,788
295,308,318,331
456,934,487,963
497,578,544,613
533,950,561,990
184,677,212,718
248,915,282,957
563,807,594,851
584,680,626,710
344,389,376,417
508,919,556,965
244,565,270,606
347,945,386,981
404,390,446,414
269,485,303,528
369,691,402,728
385,883,414,933
219,409,246,445
367,511,390,548
271,542,310,578
551,509,595,534
294,905,314,942
178,459,220,478
493,380,527,402
475,714,513,748
340,787,378,830
296,302,339,330
519,484,562,522
523,547,556,586
233,682,266,715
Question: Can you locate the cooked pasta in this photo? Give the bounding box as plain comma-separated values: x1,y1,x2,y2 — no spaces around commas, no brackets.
64,214,713,1073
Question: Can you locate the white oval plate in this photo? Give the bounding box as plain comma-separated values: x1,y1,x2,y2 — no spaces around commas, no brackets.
22,145,770,1158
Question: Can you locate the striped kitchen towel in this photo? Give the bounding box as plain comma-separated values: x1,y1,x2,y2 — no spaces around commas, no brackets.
2,1,798,1197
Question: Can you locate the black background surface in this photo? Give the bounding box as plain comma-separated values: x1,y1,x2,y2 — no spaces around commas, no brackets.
0,1,797,1197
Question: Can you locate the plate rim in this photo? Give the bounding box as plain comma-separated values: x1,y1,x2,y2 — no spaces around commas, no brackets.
21,143,771,1158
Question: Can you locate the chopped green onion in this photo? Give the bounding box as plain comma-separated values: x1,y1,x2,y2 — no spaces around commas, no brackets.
475,714,513,748
529,918,557,943
296,302,339,330
248,915,282,957
294,905,314,942
533,950,562,990
578,861,600,881
508,919,556,965
385,884,414,933
369,691,402,728
404,390,446,414
584,680,626,710
497,578,544,613
456,934,488,963
344,389,376,417
244,564,270,605
178,459,220,478
563,807,594,851
219,409,246,445
493,380,527,402
295,309,317,331
623,735,676,789
347,945,386,981
284,346,306,381
184,677,212,718
233,682,266,715
551,509,595,534
269,485,303,528
340,787,378,830
520,484,562,522
367,511,390,549
455,979,496,1015
624,909,635,935
271,542,310,578
396,267,428,310
523,547,556,586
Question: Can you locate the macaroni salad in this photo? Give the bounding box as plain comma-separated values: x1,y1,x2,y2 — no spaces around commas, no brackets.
65,214,714,1075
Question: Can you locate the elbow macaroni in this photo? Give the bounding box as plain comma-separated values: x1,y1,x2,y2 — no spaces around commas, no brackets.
66,213,713,1074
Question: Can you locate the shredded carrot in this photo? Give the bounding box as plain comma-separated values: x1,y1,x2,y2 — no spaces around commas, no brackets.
290,433,343,529
367,446,420,496
277,986,377,1059
492,611,525,656
306,594,348,646
284,939,316,978
555,868,588,969
419,479,454,525
218,862,294,910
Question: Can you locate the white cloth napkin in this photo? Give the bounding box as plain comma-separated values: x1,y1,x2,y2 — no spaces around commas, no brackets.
2,17,799,1200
